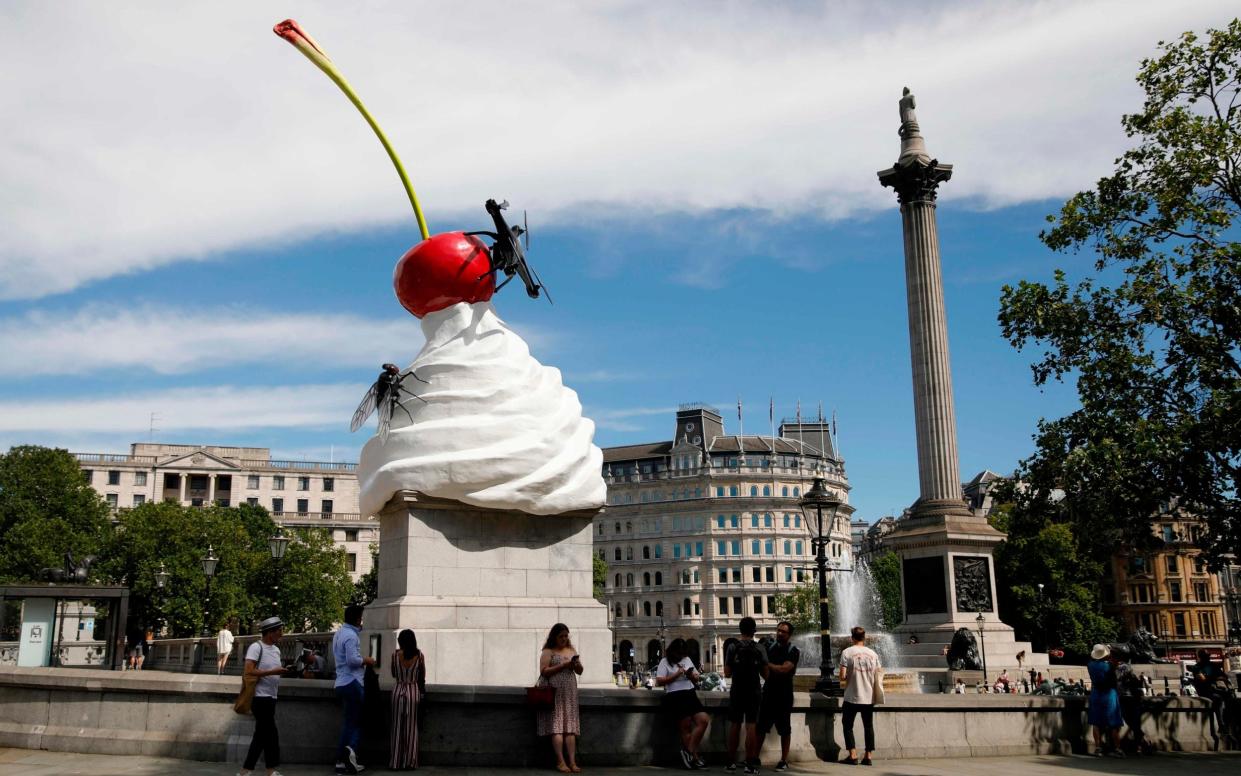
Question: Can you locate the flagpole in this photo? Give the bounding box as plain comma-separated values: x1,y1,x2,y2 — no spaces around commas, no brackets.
770,396,778,493
737,398,745,468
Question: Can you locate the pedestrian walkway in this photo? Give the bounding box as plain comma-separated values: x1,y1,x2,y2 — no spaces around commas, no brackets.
1,748,1238,776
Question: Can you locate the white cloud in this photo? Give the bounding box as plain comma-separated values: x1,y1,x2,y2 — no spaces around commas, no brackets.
0,384,362,434
0,1,1234,299
0,306,422,376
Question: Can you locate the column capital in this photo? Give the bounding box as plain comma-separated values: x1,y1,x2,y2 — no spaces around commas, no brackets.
877,158,953,205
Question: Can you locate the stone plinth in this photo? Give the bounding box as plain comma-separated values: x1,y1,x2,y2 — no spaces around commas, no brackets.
362,490,610,687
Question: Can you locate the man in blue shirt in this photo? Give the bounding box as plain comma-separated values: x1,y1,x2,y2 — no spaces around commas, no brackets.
332,605,376,774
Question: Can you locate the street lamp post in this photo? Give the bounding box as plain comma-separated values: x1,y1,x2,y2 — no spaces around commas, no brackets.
800,477,843,695
269,533,291,614
1036,583,1045,653
976,611,989,688
200,545,219,637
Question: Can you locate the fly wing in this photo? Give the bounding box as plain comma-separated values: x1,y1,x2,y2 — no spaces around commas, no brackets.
376,391,396,444
350,383,380,433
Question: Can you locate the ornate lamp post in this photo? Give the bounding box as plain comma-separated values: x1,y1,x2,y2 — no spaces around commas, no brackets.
269,533,291,614
1036,583,1045,652
975,611,989,687
200,546,219,637
154,562,170,590
800,477,842,695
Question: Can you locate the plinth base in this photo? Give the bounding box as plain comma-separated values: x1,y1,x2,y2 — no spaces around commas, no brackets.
362,491,610,687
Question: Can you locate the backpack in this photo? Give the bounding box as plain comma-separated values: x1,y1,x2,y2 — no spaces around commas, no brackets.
729,640,765,685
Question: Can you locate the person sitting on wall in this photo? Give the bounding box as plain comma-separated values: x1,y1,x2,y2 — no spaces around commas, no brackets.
656,638,709,770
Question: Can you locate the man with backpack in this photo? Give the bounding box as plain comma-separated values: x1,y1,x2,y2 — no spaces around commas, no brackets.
724,617,769,774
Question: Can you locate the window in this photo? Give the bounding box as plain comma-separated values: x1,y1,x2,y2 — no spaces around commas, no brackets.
347,553,357,572
784,540,792,555
767,595,775,614
272,497,284,514
321,500,334,514
655,601,663,616
295,476,309,491
730,486,738,497
753,596,763,614
717,515,725,529
674,545,682,559
107,470,120,485
654,545,662,559
626,546,634,560
695,542,703,557
614,547,621,561
132,494,145,506
793,487,800,497
731,567,742,583
598,523,604,536
1168,581,1182,602
245,497,258,506
750,486,758,496
1130,584,1154,603
1194,582,1209,602
765,566,774,582
796,541,803,555
1199,611,1217,637
717,541,727,556
751,539,761,555
782,487,789,497
762,486,770,497
614,573,621,587
752,567,762,582
681,569,690,584
644,572,651,586
731,540,740,556
643,601,652,617
719,568,728,583
217,498,230,507
717,487,725,497
733,596,742,614
720,597,729,615
133,471,147,486
345,529,358,542
1173,612,1187,637
683,598,692,615
643,546,651,559
684,543,692,557
1194,557,1208,574
296,499,308,515
323,477,334,492
627,602,635,617
693,569,700,583
655,572,662,586
764,539,773,555
730,514,739,528
616,603,623,618
626,573,634,586
273,475,285,490
1161,524,1175,542
247,475,260,489
694,602,701,614
796,569,805,582
82,469,92,483
795,515,801,528
751,514,759,528
783,514,790,528
785,567,793,582
626,521,633,533
1165,555,1178,574
614,521,621,534
1128,555,1149,575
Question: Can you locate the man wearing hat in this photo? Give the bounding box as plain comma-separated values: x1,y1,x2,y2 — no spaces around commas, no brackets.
240,617,289,776
1087,643,1124,757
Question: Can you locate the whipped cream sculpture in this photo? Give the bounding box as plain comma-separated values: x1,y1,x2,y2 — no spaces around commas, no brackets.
357,302,604,516
273,20,604,516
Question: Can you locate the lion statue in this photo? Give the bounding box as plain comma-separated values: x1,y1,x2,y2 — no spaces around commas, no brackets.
946,627,982,671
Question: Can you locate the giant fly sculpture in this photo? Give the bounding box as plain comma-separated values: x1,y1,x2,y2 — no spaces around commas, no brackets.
350,364,427,444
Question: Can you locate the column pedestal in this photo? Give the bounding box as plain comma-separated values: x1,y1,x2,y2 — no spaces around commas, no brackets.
362,491,611,687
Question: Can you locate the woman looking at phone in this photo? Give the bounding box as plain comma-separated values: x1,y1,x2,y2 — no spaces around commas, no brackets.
537,623,584,773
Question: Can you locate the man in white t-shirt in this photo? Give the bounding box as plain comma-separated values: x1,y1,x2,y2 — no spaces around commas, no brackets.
240,616,288,776
837,625,881,765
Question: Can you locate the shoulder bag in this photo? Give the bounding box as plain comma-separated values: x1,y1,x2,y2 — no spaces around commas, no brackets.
526,665,556,709
233,674,258,715
872,671,886,706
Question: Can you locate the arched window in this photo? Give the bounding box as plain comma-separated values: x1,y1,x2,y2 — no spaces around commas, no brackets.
615,573,621,587
643,545,651,559
655,572,663,586
615,603,623,618
643,572,651,586
796,541,803,555
784,540,792,555
598,523,604,535
626,573,634,586
783,514,790,528
627,601,635,617
782,486,789,497
614,521,621,534
614,547,621,561
681,569,690,584
683,598,692,615
626,521,633,533
730,486,738,497
643,601,652,617
654,544,662,559
793,487,800,497
765,513,773,527
763,485,770,496
626,546,634,560
655,601,664,617
750,486,758,496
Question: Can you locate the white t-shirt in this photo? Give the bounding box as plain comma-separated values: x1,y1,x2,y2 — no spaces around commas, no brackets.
840,644,881,705
216,628,234,655
246,641,283,698
656,657,697,693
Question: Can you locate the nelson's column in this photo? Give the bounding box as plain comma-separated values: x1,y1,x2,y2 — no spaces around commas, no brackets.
877,88,1043,675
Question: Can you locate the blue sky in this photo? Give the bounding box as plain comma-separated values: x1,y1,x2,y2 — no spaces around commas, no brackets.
0,1,1233,522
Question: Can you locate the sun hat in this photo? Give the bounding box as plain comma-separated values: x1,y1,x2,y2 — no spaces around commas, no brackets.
1090,643,1110,660
258,616,284,633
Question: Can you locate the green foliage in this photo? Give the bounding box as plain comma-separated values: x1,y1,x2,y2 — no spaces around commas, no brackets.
0,446,112,583
991,482,1120,656
998,19,1241,560
100,501,352,636
350,544,379,606
592,553,608,602
867,551,904,631
773,582,821,633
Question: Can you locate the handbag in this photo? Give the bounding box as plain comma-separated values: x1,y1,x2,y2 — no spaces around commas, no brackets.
526,676,556,708
872,672,886,706
233,674,258,715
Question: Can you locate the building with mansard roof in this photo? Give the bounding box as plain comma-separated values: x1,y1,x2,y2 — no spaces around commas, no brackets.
75,443,375,581
596,404,854,670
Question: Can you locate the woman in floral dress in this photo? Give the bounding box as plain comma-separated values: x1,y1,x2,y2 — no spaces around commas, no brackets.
537,623,583,773
389,629,426,770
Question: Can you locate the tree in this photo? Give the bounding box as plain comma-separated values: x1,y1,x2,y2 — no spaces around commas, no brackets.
270,526,355,632
350,544,379,606
867,551,904,631
999,20,1241,560
592,554,608,602
0,446,112,583
773,582,821,633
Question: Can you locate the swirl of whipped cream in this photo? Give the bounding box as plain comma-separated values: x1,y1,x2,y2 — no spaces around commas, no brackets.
358,301,605,516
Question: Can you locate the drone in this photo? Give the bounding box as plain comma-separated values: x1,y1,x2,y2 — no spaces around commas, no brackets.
467,199,552,303
350,363,427,443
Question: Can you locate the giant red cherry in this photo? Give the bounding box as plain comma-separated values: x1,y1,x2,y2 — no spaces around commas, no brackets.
393,232,495,318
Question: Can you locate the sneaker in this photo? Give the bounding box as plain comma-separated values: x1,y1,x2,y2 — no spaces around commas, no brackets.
861,759,873,767
335,765,348,775
1108,750,1126,758
344,746,365,773
726,763,740,773
681,748,694,770
775,761,790,772
693,756,707,769
744,764,759,775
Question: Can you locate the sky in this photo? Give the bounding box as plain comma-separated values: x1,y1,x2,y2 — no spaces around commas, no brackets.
1,1,1235,523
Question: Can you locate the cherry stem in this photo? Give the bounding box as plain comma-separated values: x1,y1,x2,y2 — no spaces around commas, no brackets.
274,20,430,240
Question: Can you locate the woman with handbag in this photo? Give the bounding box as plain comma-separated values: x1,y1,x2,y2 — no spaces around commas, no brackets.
239,617,289,776
389,629,426,770
537,623,583,773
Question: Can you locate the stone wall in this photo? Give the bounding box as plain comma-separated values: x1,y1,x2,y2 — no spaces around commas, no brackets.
0,667,1230,767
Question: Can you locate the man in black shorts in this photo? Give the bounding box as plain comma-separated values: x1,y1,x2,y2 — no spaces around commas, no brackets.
758,621,800,771
724,616,769,774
